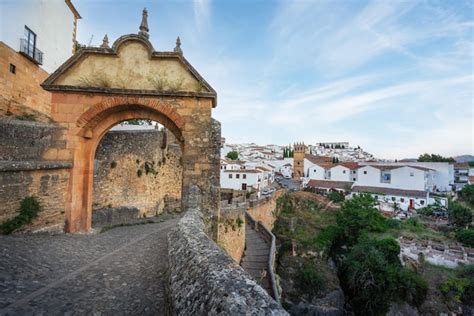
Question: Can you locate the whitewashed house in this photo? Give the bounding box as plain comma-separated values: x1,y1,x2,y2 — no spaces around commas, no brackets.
1,0,81,72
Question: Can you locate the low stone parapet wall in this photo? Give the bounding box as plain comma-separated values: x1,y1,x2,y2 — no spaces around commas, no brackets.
168,208,287,315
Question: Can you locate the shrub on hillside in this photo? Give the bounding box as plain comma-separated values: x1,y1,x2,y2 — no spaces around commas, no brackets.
460,184,474,206
327,191,344,203
456,228,474,247
449,201,473,228
297,262,325,299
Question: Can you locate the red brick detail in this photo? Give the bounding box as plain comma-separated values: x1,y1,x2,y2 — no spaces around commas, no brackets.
76,96,185,130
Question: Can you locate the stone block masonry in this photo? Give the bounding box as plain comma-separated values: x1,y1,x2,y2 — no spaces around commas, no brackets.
93,129,182,217
0,42,52,122
0,165,70,232
167,206,288,315
218,206,246,263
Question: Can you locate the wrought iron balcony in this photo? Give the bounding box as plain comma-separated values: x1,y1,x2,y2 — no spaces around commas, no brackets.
19,38,43,65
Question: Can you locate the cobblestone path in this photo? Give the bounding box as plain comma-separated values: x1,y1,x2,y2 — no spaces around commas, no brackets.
0,217,178,315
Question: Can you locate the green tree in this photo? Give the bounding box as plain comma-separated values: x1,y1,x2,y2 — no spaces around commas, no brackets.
226,151,239,160
418,153,455,162
448,201,472,228
327,191,344,203
460,184,474,206
456,228,474,247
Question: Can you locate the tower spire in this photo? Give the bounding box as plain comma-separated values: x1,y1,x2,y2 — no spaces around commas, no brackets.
138,8,149,38
174,36,182,54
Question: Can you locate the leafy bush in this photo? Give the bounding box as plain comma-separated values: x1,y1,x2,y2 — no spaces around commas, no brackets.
0,196,42,234
297,262,325,299
440,277,469,303
327,191,344,203
396,268,428,307
457,264,474,304
456,228,474,247
448,201,472,228
460,184,474,206
340,237,427,315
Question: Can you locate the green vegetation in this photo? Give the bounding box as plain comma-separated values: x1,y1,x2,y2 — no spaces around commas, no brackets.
283,145,294,158
236,216,244,228
456,228,474,247
15,113,37,121
327,191,344,203
0,196,42,234
418,153,455,162
460,184,474,206
448,201,472,228
313,194,428,314
296,263,325,299
226,150,239,160
440,277,469,304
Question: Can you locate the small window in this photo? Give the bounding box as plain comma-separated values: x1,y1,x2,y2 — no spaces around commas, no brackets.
410,172,414,176
242,183,247,190
364,171,367,175
374,195,378,199
243,174,246,179
343,170,346,174
229,174,232,179
9,64,16,74
352,178,356,181
313,169,316,173
400,198,405,202
236,174,240,179
420,200,425,205
391,197,396,201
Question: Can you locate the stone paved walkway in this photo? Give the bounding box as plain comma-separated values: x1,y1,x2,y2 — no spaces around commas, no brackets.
0,217,178,315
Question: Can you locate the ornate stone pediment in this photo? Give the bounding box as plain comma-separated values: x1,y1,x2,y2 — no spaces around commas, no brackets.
42,34,217,107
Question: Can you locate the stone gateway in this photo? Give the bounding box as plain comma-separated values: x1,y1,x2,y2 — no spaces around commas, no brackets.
41,30,221,237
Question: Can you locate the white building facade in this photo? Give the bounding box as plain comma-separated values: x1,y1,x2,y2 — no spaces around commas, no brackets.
0,0,81,72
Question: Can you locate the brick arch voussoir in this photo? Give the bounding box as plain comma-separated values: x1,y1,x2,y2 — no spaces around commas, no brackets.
76,96,186,131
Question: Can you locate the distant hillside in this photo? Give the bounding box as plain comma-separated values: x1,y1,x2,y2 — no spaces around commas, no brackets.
455,155,474,163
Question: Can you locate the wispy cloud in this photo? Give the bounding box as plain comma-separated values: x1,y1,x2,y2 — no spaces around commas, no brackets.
193,0,210,33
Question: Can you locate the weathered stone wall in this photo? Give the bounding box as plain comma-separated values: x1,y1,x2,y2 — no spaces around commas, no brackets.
247,190,285,230
0,42,52,122
0,119,66,161
167,200,288,315
93,129,182,217
0,162,70,232
218,206,246,263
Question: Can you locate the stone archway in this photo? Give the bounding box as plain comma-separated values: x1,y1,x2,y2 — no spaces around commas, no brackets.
41,34,221,238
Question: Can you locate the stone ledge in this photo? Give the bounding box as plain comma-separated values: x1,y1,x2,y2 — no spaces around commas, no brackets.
168,209,288,315
0,160,72,172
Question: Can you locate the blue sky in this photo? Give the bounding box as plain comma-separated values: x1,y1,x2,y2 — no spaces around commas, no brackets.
74,0,473,159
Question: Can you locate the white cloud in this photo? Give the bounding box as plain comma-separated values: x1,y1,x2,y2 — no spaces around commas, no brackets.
193,0,210,33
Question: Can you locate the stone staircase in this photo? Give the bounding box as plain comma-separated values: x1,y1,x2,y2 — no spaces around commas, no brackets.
241,222,272,292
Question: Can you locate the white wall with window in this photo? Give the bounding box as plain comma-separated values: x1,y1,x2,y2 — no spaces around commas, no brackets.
220,170,264,192
330,165,353,182
0,0,79,72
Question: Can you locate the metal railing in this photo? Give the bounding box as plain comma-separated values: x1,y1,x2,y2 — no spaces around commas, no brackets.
19,38,43,65
244,211,280,304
